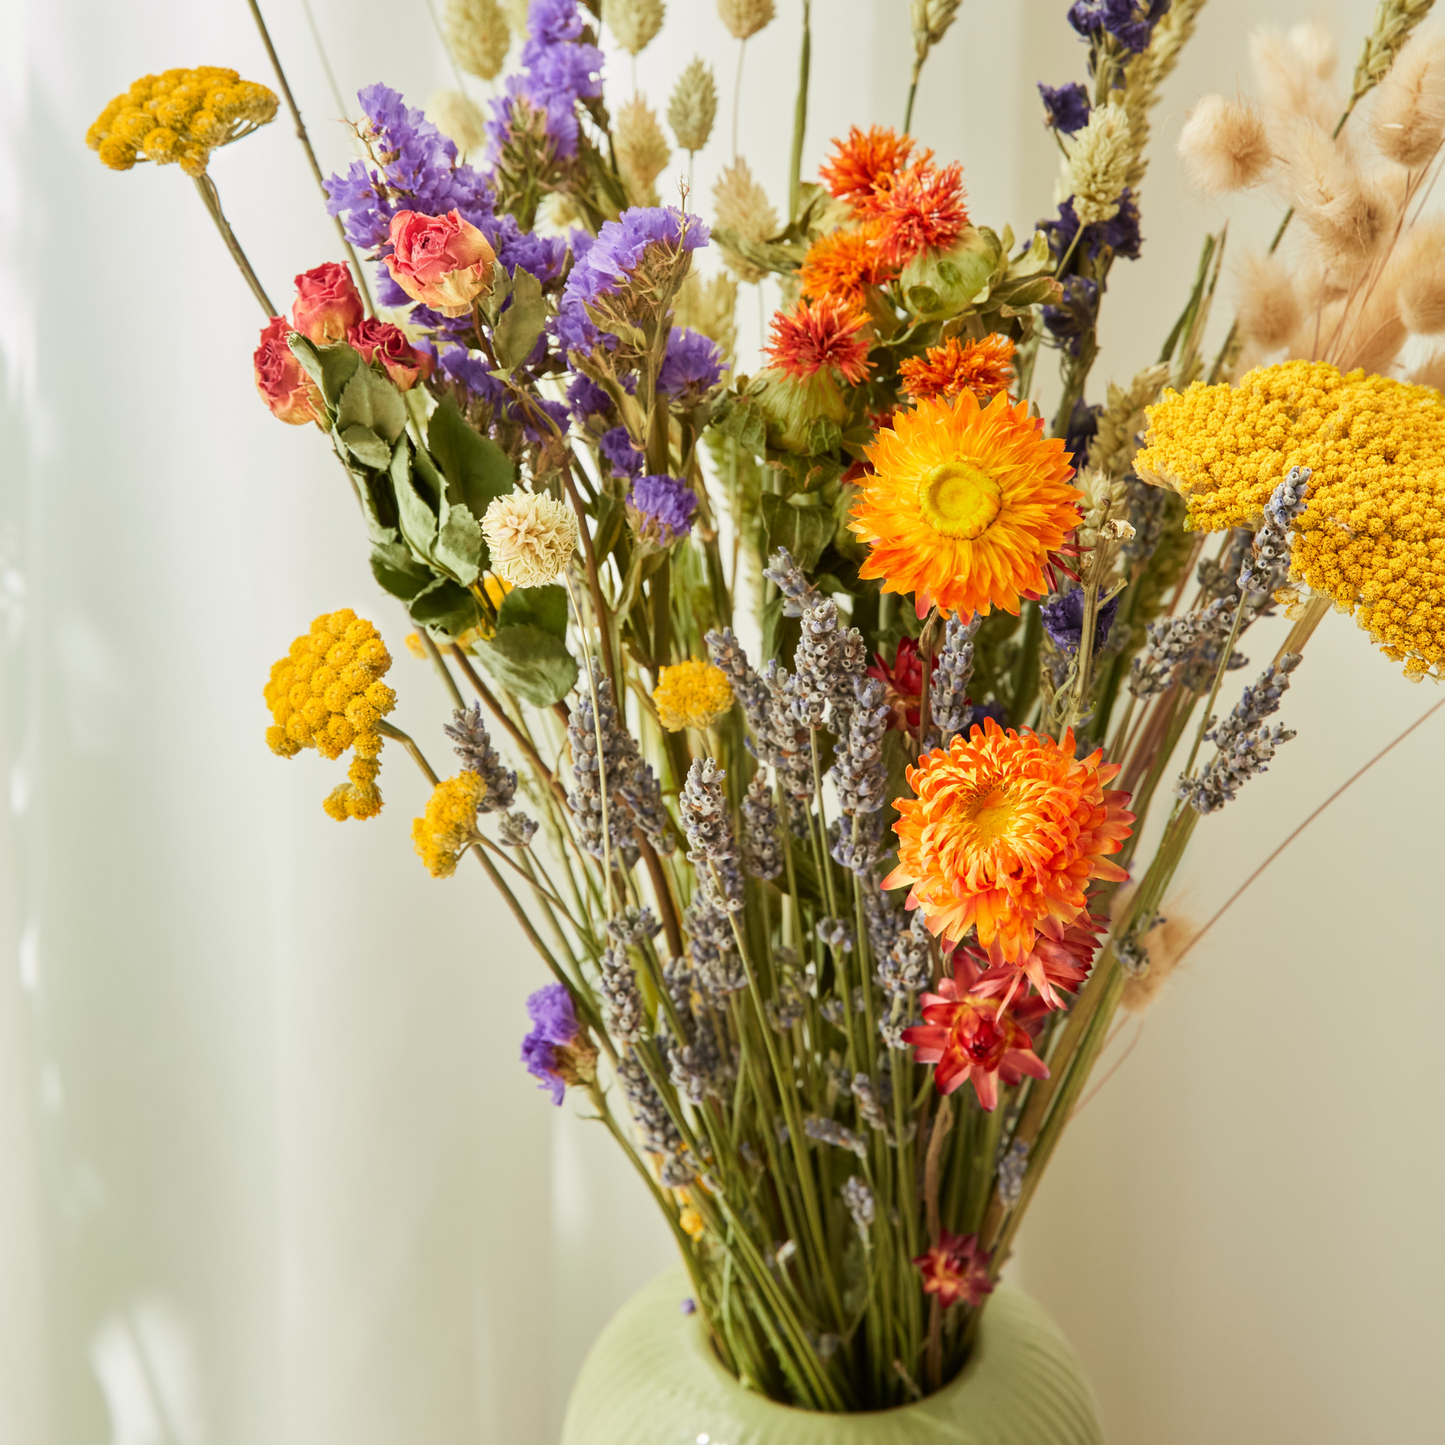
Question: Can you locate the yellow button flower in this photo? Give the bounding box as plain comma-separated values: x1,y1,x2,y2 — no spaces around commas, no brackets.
653,659,734,732
264,610,396,819
87,67,278,177
412,773,489,878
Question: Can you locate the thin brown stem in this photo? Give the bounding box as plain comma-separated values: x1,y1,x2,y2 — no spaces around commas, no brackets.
1174,695,1445,969
245,0,376,313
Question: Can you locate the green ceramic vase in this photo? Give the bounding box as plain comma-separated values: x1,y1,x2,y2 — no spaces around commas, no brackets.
562,1269,1104,1445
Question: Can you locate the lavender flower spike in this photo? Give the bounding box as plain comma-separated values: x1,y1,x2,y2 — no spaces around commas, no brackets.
763,547,822,617
932,614,981,742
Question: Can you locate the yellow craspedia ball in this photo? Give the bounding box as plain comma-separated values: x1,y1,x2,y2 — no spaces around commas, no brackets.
412,773,489,878
653,659,734,732
87,66,277,176
264,609,396,819
1136,359,1445,679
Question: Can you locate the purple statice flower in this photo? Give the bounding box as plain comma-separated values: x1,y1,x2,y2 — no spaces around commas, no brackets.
1038,82,1091,134
440,349,569,439
627,474,697,545
490,212,570,282
599,425,645,478
568,372,614,419
1040,588,1121,655
568,227,595,263
555,207,710,354
1067,0,1169,54
1043,276,1100,357
441,347,507,407
658,327,725,403
520,983,579,1105
326,84,494,252
1043,190,1143,264
487,0,603,162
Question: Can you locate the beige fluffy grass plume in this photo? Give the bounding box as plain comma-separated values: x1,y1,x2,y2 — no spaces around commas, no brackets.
1334,282,1407,373
603,0,665,57
1289,21,1338,80
1235,248,1302,349
1284,119,1395,269
1111,892,1196,1015
1251,26,1338,140
428,90,487,157
1178,94,1273,194
1394,217,1445,332
445,0,511,82
616,96,672,206
713,157,778,282
1408,347,1445,391
718,0,775,41
1370,30,1445,168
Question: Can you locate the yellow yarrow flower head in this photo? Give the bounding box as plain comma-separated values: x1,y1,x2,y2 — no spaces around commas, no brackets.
87,67,278,177
412,773,488,878
653,659,734,731
1136,360,1445,678
263,609,397,819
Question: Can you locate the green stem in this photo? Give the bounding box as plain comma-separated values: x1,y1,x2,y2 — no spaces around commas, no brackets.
191,175,275,316
789,0,812,222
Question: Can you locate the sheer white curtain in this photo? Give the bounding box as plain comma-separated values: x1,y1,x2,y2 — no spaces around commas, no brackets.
3,2,1441,1444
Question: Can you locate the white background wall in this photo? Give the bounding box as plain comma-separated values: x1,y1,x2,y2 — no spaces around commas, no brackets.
2,1,1442,1442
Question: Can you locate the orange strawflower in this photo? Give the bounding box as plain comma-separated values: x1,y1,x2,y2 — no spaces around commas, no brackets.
850,392,1081,619
885,719,1134,965
819,124,924,203
899,335,1015,404
766,296,872,384
799,222,892,304
857,161,968,269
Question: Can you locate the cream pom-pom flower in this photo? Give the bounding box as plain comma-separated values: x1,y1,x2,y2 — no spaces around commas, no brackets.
481,490,579,588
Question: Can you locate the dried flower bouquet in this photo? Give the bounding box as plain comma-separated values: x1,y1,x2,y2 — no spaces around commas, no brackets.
89,0,1445,1412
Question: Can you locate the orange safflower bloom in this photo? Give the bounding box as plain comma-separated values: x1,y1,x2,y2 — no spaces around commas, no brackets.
799,222,892,305
885,719,1134,964
819,124,924,203
850,392,1080,619
900,334,1015,404
766,296,872,384
857,161,968,269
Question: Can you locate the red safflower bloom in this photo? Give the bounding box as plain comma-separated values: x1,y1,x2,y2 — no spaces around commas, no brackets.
767,296,872,384
867,636,931,731
799,222,893,305
856,161,969,270
913,1229,993,1309
819,125,925,203
900,334,1016,404
903,951,1049,1109
960,913,1104,1013
885,720,1134,963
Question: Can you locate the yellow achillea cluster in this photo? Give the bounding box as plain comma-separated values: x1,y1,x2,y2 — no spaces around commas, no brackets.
653,659,734,731
87,67,278,177
264,610,397,820
1136,360,1445,677
412,773,488,878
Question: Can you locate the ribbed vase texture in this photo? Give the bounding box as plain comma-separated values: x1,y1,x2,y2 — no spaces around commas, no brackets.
562,1269,1104,1444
